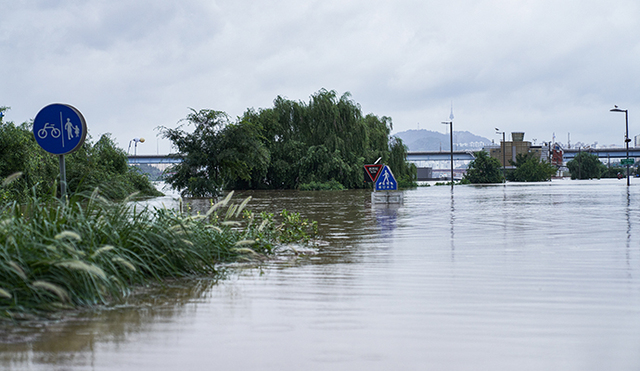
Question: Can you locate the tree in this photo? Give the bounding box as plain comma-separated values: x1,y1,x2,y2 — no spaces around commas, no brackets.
0,118,160,201
241,89,414,190
566,152,605,179
464,151,503,183
507,152,556,182
601,165,628,179
65,134,161,199
387,136,417,187
161,109,269,197
162,90,416,195
0,106,8,124
0,120,59,199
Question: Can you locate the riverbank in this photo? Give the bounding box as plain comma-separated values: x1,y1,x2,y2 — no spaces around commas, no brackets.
0,187,317,320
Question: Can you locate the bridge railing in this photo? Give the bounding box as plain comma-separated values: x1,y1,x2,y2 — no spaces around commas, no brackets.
127,154,183,165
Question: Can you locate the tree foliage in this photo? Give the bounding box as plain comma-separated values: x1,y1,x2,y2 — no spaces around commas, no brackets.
161,109,270,197
0,116,161,202
600,165,631,178
464,151,503,183
566,152,605,179
162,89,416,196
507,152,557,182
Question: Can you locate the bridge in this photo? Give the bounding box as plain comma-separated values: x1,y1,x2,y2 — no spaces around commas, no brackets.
405,148,640,163
128,154,183,165
561,147,640,161
129,148,640,166
406,151,476,162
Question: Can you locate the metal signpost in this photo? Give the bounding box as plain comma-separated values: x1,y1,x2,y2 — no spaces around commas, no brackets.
33,104,87,197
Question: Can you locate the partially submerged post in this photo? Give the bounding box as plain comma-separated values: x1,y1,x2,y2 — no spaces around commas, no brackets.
365,164,402,205
33,104,87,198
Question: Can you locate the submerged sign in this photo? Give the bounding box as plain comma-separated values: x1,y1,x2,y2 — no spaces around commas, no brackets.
364,164,383,183
375,165,397,191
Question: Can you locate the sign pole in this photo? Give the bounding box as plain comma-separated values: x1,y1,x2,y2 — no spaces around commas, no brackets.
59,155,67,198
33,103,87,200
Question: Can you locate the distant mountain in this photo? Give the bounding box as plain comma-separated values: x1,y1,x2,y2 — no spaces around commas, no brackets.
393,129,492,152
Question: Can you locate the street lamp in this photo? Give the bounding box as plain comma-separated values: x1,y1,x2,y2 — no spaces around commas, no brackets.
495,128,506,182
610,106,630,186
442,120,453,186
128,137,146,163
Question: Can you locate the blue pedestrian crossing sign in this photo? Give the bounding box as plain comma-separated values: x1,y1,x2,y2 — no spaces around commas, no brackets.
33,103,87,155
375,165,398,191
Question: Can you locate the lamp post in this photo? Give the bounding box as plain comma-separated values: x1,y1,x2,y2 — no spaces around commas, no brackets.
495,128,506,182
610,106,630,186
128,137,146,163
442,120,454,187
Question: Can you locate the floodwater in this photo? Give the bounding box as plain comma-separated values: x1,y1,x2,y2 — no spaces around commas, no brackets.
2,179,640,370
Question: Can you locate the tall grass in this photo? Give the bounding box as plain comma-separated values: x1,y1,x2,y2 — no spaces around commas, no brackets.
0,174,317,319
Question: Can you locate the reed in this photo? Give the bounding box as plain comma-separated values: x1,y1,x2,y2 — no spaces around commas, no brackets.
0,175,317,319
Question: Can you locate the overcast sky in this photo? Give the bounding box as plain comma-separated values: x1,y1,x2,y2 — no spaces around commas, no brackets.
2,0,639,154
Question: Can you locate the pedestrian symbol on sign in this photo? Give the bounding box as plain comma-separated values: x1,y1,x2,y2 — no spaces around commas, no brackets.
65,118,80,140
375,165,397,191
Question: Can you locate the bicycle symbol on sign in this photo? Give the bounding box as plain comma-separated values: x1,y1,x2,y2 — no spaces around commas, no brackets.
37,122,62,139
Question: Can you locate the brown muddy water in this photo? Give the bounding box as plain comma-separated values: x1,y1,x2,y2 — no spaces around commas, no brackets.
2,179,640,370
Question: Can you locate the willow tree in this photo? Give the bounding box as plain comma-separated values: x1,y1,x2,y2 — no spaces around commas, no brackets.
238,89,414,189
161,109,269,197
164,90,415,194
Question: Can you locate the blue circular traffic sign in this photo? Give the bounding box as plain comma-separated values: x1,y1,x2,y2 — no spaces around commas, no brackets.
33,104,87,155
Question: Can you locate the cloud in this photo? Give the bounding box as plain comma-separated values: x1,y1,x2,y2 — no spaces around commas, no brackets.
1,0,640,153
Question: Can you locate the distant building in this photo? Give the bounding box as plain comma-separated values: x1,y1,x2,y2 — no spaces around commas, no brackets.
416,167,433,181
488,132,542,168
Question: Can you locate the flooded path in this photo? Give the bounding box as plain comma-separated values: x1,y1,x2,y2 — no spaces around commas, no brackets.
2,179,640,370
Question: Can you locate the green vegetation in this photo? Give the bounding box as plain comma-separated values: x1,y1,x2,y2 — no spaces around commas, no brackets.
397,179,418,188
600,165,635,178
506,152,557,182
566,152,605,179
0,113,161,202
465,151,556,184
434,179,470,186
0,178,317,319
464,151,504,183
162,89,416,197
134,163,165,181
160,110,269,198
567,152,637,179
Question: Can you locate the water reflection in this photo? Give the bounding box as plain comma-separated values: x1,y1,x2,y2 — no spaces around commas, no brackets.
450,188,455,260
0,279,220,369
371,204,399,237
626,186,632,277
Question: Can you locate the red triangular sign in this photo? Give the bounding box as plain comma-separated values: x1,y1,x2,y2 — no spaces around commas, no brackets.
364,164,383,182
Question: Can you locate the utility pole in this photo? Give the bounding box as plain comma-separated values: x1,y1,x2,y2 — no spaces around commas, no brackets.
496,128,506,182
